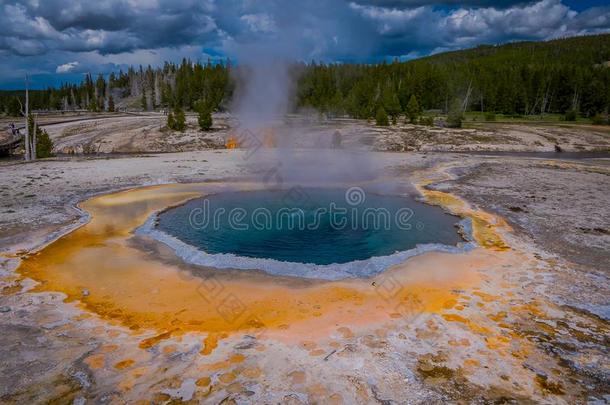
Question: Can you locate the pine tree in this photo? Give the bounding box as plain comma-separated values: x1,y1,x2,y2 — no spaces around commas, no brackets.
329,90,344,117
383,85,402,122
172,107,186,131
36,129,54,158
89,96,98,112
193,99,212,130
167,111,176,129
197,106,213,131
107,95,115,112
446,98,463,128
141,90,148,111
8,97,21,116
406,94,421,123
376,107,389,126
564,109,577,121
28,115,54,158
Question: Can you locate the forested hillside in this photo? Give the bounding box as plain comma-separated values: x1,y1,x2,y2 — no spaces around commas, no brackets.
1,33,609,119
296,34,610,118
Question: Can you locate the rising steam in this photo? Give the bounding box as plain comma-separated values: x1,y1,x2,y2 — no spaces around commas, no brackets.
230,10,380,187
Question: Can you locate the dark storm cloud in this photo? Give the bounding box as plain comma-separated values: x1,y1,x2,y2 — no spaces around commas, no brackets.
0,1,218,55
1,0,610,87
351,0,534,8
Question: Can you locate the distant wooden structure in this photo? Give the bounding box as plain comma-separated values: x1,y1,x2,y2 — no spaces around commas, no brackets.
0,127,23,157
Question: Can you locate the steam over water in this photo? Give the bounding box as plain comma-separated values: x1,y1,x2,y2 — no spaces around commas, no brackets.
231,32,381,186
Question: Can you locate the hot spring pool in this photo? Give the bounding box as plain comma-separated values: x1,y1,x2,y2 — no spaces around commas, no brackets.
151,188,469,278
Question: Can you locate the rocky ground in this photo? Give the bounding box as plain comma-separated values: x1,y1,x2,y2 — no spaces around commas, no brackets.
438,158,610,273
0,118,608,404
370,121,610,153
3,112,610,155
424,156,610,319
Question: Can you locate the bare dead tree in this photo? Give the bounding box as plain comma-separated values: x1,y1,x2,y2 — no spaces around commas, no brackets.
25,76,31,160
154,72,162,107
16,75,32,161
461,79,473,113
70,88,76,110
540,82,551,116
571,88,580,112
527,97,539,116
104,95,109,111
31,113,38,161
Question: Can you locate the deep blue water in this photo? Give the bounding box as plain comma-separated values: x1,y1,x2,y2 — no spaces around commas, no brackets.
156,188,463,265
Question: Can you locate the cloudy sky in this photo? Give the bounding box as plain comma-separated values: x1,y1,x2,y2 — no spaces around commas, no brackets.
1,0,609,88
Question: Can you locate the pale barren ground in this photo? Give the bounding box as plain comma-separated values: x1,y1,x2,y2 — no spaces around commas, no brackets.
3,112,610,154
0,116,609,403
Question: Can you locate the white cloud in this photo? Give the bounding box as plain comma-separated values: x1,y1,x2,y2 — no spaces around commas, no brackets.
350,2,426,22
240,13,277,33
56,61,79,73
351,0,610,55
442,0,575,41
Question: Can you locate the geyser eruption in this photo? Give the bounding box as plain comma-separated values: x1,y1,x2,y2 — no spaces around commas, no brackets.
232,42,295,131
231,25,379,187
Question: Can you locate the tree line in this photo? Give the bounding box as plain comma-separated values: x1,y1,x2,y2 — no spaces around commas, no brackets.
0,59,232,116
1,34,609,123
295,34,610,122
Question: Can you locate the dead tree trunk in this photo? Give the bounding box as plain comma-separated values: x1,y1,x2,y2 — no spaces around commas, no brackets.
154,72,162,107
462,80,473,113
540,83,550,116
571,88,580,112
24,75,31,161
31,114,37,161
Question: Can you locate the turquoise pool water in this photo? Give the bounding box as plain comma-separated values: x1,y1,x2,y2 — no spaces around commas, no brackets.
156,188,463,266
